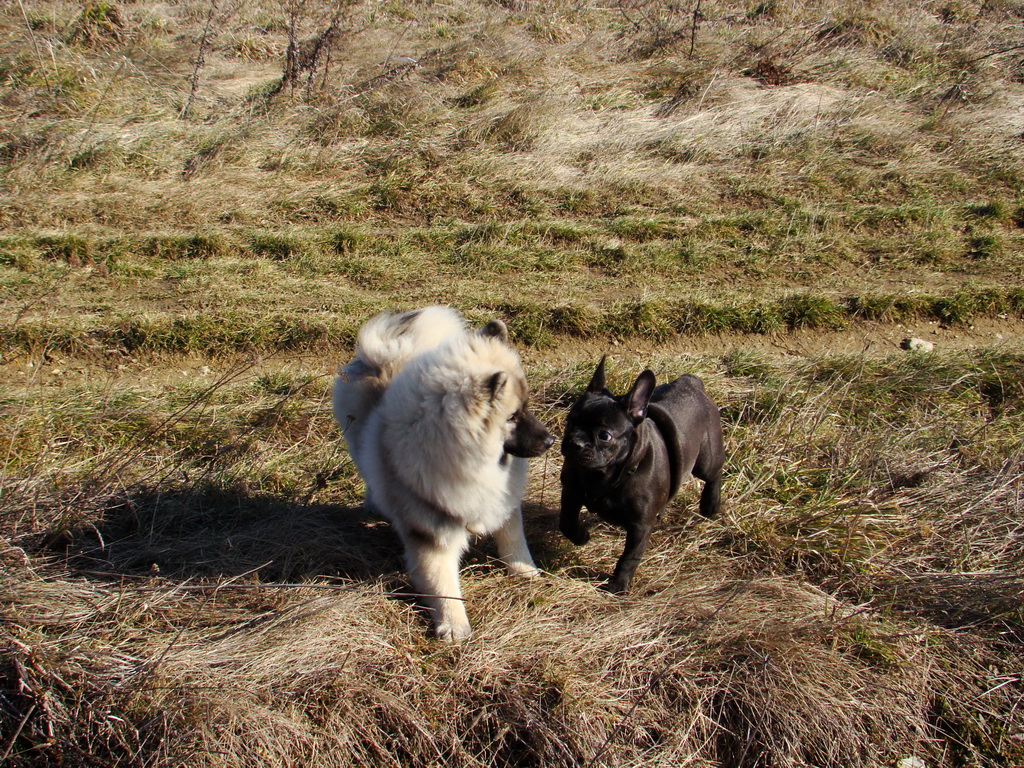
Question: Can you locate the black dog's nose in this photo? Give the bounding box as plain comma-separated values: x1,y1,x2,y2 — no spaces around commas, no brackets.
565,438,595,462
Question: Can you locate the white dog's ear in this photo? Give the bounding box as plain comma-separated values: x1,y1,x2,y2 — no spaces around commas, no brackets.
483,371,507,402
478,319,509,343
625,370,656,423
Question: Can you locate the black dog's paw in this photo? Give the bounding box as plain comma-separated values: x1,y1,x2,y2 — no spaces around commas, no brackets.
562,526,590,546
600,577,629,594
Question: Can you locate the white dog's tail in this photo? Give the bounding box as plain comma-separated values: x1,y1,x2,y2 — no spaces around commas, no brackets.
354,306,466,382
333,306,466,433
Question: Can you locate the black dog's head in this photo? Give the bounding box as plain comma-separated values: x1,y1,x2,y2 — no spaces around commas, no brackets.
561,357,655,471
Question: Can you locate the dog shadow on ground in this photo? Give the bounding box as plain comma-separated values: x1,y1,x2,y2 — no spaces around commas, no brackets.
55,484,587,596
57,481,406,587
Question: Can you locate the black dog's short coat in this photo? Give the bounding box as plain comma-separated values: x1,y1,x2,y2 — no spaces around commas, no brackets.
559,357,724,593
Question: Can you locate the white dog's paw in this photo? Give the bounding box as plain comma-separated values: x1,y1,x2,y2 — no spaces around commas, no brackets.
506,560,541,578
434,620,473,642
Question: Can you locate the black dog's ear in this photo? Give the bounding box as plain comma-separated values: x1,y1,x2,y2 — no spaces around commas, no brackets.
625,370,656,423
478,319,509,343
587,355,608,393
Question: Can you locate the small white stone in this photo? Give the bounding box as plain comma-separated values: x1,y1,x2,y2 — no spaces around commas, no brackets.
901,337,934,353
898,757,927,768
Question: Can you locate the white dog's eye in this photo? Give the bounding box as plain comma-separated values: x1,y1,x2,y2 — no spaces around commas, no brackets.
598,430,612,442
507,413,519,423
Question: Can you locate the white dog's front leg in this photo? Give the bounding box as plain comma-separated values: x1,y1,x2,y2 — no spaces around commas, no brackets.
493,506,540,578
404,528,472,642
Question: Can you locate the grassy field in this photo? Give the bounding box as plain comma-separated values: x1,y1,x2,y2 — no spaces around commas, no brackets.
2,1,1023,765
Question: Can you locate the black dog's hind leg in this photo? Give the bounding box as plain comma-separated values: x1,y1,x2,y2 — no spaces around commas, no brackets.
697,472,722,518
693,432,724,519
604,520,653,594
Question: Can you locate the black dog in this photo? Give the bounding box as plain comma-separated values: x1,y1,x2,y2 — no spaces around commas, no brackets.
559,357,724,593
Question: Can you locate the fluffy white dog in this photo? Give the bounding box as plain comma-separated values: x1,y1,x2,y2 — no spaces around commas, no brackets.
334,306,553,640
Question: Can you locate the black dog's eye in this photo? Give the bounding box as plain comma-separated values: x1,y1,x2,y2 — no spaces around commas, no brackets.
597,430,613,442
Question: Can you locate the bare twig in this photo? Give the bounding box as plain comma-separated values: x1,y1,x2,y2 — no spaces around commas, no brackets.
16,0,51,89
181,0,221,119
0,703,37,762
689,0,704,58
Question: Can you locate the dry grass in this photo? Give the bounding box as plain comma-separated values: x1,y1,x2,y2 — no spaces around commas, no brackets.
3,347,1023,766
2,0,1024,765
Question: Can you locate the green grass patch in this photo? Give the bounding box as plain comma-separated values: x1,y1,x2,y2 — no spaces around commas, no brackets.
34,233,120,269
140,233,227,261
245,232,310,260
5,285,1020,358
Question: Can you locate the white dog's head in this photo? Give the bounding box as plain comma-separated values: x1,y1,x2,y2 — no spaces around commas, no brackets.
458,320,554,459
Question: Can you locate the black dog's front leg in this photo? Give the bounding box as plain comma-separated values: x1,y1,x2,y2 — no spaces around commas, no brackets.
559,478,590,546
604,520,653,594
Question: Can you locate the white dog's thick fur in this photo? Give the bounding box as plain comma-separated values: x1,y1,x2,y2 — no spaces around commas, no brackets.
333,306,551,641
